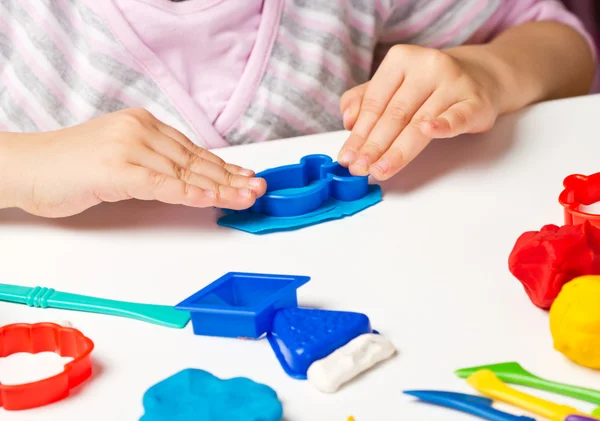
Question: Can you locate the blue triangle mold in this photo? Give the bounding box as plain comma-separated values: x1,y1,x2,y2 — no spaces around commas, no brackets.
267,307,372,379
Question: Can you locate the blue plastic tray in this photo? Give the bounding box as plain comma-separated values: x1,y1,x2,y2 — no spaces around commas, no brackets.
248,154,369,217
175,272,310,339
267,307,372,379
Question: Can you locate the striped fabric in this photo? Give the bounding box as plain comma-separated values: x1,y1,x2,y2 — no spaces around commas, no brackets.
0,0,196,138
0,0,591,147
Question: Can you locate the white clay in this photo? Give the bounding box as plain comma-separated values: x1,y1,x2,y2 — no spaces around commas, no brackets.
51,320,73,328
307,333,396,393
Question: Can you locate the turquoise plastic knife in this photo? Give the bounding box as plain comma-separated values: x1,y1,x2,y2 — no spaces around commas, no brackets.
0,283,190,329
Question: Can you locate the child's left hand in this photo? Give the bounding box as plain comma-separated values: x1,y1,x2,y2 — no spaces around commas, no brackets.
337,44,504,180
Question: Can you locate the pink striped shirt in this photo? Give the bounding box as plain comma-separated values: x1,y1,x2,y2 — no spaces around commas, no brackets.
0,0,592,147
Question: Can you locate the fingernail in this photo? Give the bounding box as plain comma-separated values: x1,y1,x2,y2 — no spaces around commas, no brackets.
249,178,263,189
354,157,368,170
371,160,389,175
339,150,355,165
238,188,252,198
239,168,254,176
205,190,216,198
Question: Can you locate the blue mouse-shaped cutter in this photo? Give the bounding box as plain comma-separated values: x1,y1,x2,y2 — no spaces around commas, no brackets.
249,154,369,217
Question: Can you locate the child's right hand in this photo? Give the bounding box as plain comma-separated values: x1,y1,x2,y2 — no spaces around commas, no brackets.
0,108,266,218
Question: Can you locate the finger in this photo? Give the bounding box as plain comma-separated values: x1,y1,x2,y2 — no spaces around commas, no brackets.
123,165,215,208
144,130,266,196
367,90,462,179
129,146,260,209
420,99,493,139
339,83,367,131
123,165,258,210
349,77,434,176
369,124,432,181
154,120,255,176
338,63,405,167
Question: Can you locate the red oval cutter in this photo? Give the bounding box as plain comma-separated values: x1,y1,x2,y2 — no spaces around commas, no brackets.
0,323,94,410
559,173,600,228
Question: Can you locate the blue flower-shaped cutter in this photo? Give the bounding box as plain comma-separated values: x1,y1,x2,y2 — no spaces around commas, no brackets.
140,368,283,421
249,154,369,217
404,390,536,421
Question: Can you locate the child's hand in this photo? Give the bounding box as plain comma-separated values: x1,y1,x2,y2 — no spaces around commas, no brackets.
3,108,266,217
337,44,503,180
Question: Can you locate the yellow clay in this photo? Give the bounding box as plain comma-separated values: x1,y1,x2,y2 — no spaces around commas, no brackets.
466,369,593,421
550,275,600,369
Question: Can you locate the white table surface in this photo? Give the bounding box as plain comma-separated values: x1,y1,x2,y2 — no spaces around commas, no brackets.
2,94,600,421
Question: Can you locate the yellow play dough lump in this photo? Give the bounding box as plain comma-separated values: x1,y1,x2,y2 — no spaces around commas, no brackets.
549,275,600,369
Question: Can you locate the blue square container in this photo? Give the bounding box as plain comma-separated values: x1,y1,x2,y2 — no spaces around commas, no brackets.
175,272,310,339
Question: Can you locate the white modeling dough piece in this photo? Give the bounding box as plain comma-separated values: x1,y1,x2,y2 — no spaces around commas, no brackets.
307,333,396,393
51,320,73,328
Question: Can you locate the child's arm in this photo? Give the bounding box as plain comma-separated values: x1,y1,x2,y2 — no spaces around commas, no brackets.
451,20,594,113
338,7,595,181
0,108,266,217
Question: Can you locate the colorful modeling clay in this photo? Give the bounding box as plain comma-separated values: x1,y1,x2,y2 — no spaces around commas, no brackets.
466,369,598,421
267,307,372,379
0,323,94,410
140,368,282,421
176,272,310,339
559,173,600,228
247,154,369,217
508,222,600,309
404,390,535,421
550,275,600,369
456,362,600,406
218,184,382,234
307,333,395,393
0,283,190,329
567,416,600,421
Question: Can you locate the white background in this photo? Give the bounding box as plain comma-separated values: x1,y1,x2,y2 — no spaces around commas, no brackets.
1,94,600,420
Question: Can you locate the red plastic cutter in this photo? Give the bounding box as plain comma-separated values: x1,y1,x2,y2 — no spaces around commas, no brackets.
559,173,600,228
0,323,94,410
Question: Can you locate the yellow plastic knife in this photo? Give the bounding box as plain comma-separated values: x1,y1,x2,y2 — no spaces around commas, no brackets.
466,369,600,421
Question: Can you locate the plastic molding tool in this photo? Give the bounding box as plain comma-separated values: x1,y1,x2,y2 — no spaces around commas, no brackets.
176,272,310,339
247,154,369,217
0,323,94,410
466,369,600,421
456,362,600,406
0,283,190,329
404,390,535,421
559,173,600,228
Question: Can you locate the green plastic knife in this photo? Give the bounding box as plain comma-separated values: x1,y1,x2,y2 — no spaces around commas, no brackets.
456,362,600,406
0,283,190,329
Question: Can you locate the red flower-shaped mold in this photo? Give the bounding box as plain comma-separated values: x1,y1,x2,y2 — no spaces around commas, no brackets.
0,323,94,410
559,173,600,227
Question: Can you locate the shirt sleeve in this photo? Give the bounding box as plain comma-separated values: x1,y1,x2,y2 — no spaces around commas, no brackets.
377,0,595,58
468,0,596,60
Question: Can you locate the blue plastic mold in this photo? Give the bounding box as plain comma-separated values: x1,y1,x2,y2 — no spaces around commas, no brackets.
248,154,369,217
218,184,383,234
267,307,372,379
175,272,310,339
